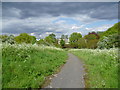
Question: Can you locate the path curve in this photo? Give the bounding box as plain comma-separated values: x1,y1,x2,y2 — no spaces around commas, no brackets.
46,53,85,88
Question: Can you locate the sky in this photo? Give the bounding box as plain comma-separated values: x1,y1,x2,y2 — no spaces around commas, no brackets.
2,2,118,39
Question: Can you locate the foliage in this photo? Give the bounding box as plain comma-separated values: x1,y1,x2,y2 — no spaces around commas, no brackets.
69,32,82,48
0,35,8,42
31,36,36,44
70,48,118,88
60,39,65,48
2,43,67,88
44,33,57,46
61,35,68,39
0,35,15,44
78,38,87,48
84,32,99,49
14,33,36,44
97,34,119,49
100,22,119,39
37,39,46,45
84,33,99,40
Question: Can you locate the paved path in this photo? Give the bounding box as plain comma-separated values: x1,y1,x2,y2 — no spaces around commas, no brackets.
46,53,85,88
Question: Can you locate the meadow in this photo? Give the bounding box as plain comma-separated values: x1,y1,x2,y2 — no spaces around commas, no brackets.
2,43,67,88
70,48,118,88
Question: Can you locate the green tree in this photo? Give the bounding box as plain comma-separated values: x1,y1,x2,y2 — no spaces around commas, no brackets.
31,36,36,44
100,22,119,39
78,38,87,48
69,32,82,48
60,39,65,48
84,34,98,40
36,39,48,46
15,33,36,44
0,35,8,42
37,39,44,45
97,34,119,49
0,35,15,44
45,33,57,46
84,32,99,49
61,35,68,39
6,35,15,44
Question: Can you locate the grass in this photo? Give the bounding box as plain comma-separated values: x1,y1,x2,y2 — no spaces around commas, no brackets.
0,43,2,89
2,43,68,88
70,48,118,88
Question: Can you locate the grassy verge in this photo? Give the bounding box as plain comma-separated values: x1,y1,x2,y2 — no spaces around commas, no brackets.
2,43,67,88
0,43,2,90
70,48,118,88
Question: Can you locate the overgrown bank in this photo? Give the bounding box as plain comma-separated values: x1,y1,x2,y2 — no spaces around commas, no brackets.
70,48,118,88
2,43,67,88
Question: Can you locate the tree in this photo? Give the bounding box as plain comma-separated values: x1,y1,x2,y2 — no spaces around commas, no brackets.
97,34,119,49
31,36,36,44
36,39,50,46
14,33,36,44
44,33,57,46
84,32,100,49
6,35,15,44
61,35,68,39
78,38,87,48
100,22,119,39
0,35,15,44
84,34,98,40
0,35,8,42
69,32,82,48
60,39,65,48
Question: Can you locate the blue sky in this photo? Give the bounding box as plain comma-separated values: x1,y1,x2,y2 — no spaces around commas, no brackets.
2,2,118,39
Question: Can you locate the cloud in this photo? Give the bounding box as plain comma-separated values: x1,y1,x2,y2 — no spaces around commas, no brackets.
2,2,118,20
85,24,113,32
2,7,22,18
71,25,84,30
30,33,35,36
2,0,120,2
2,2,118,38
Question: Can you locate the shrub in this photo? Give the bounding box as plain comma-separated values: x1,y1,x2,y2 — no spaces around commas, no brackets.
97,34,119,49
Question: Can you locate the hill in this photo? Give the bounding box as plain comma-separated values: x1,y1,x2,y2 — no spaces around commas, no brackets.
100,22,120,38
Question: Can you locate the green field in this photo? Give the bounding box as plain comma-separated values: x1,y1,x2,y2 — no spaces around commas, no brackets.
70,48,118,88
2,43,67,88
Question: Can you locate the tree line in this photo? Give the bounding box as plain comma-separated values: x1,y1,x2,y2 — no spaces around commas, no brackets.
1,22,119,49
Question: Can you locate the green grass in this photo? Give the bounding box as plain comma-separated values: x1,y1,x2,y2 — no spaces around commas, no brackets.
70,48,118,88
2,43,68,88
0,43,2,90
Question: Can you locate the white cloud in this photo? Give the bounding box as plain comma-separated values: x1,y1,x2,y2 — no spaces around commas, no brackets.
71,25,84,30
45,32,52,35
85,24,113,32
30,33,35,36
72,15,98,23
54,20,66,24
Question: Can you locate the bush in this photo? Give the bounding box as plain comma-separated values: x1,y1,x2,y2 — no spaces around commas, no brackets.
97,34,119,49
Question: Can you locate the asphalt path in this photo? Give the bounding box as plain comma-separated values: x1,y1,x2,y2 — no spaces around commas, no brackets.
46,53,85,88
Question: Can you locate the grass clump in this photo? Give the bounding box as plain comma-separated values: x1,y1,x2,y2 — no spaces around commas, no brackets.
2,43,67,88
70,48,118,88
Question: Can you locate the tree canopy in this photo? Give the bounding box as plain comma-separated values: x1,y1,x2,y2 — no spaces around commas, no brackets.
14,33,36,44
100,22,119,39
44,33,57,46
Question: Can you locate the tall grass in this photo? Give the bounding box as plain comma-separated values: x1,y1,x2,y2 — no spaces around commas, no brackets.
70,48,118,88
2,43,67,88
0,43,2,89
